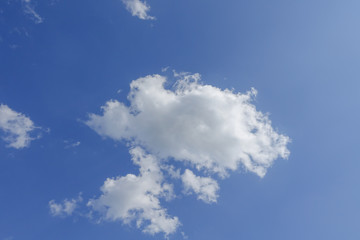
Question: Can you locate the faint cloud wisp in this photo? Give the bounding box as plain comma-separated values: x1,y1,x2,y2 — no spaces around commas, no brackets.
22,0,43,24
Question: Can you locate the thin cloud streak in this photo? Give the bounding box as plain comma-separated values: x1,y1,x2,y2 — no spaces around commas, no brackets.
22,0,43,24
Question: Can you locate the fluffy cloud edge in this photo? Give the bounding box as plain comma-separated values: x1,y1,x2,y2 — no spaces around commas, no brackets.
182,169,219,203
87,147,180,236
49,194,83,217
86,73,290,178
0,104,41,149
66,71,291,237
121,0,155,20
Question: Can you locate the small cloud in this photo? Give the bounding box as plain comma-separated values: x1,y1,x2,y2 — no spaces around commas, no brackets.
64,140,81,149
121,0,155,20
0,104,42,149
22,0,43,24
161,66,170,72
172,70,193,78
49,194,82,217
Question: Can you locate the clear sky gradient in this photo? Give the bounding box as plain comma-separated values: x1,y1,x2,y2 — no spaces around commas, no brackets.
1,0,360,239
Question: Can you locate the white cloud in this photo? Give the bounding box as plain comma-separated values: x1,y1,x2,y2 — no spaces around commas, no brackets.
121,0,154,20
82,72,290,236
49,194,82,217
22,0,43,24
88,147,179,235
0,104,40,149
181,169,219,203
86,73,290,178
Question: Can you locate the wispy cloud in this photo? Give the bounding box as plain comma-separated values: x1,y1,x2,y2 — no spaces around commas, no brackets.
121,0,154,20
22,0,43,24
0,104,41,149
64,140,81,149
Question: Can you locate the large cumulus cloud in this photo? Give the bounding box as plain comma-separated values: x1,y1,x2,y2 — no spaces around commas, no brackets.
73,72,290,236
86,73,290,177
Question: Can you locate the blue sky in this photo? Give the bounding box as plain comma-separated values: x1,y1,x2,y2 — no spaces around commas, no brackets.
1,0,360,239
